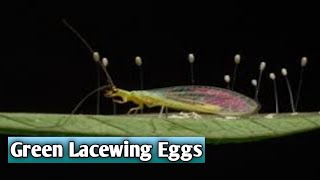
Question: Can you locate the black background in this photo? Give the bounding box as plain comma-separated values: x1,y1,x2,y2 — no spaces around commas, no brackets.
1,1,320,178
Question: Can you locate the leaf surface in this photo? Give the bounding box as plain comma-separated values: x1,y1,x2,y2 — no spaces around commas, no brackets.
0,112,319,144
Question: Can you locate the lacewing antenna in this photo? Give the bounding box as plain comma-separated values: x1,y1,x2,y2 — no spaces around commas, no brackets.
62,19,115,88
102,57,117,114
62,19,118,115
63,19,102,115
231,54,241,90
56,84,111,126
71,85,111,115
281,68,295,113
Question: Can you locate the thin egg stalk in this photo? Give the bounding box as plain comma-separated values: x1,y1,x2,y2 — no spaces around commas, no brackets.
135,56,144,90
188,53,195,105
188,53,195,85
269,73,279,114
135,56,144,113
251,79,257,98
224,75,231,89
282,68,295,113
231,54,241,90
93,52,101,114
255,61,266,101
295,57,308,110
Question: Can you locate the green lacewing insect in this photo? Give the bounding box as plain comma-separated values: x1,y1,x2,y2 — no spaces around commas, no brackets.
63,20,260,116
105,85,260,116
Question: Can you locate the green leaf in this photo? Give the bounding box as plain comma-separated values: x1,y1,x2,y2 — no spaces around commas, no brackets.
0,112,320,144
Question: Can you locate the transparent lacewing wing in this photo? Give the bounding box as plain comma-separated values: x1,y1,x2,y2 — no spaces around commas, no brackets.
131,85,260,116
